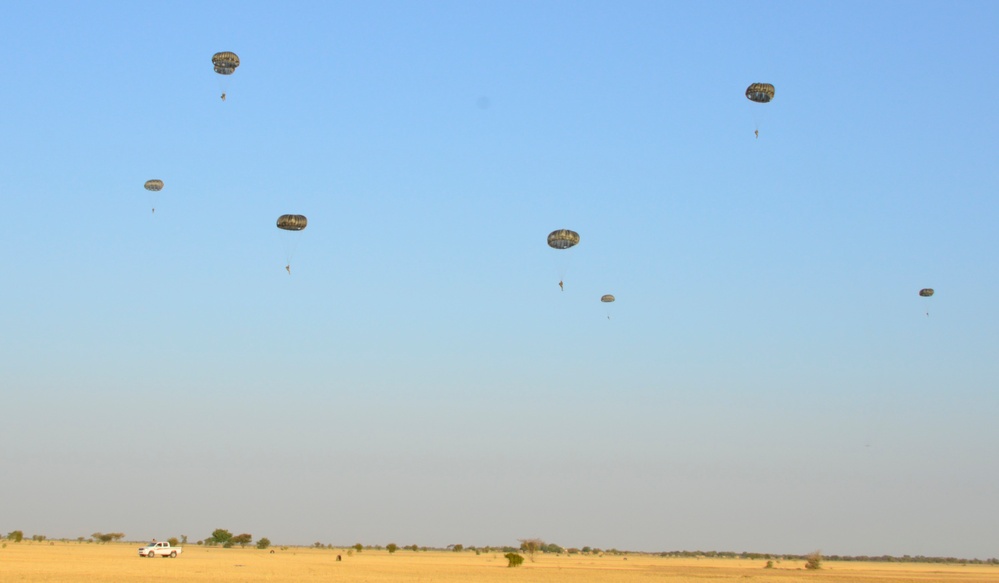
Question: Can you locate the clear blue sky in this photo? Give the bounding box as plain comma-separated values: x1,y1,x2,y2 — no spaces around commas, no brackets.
1,0,997,558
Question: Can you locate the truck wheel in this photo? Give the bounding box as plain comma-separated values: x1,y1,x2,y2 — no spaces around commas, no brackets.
170,551,177,558
148,551,156,558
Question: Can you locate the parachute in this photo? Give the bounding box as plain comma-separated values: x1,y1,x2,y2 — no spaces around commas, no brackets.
547,229,580,250
143,180,163,213
746,83,775,138
547,229,579,290
745,83,775,103
212,52,239,101
276,214,307,274
276,214,307,231
600,294,615,319
919,288,935,317
212,52,240,75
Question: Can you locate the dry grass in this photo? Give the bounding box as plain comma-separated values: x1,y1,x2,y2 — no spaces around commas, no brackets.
0,542,995,583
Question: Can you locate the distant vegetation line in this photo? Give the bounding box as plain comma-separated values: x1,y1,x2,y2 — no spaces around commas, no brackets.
4,530,997,564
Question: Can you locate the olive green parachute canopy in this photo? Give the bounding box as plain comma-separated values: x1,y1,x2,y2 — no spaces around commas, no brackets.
601,294,615,303
547,229,580,250
746,83,775,103
919,288,934,297
277,214,307,231
212,51,240,75
144,179,163,192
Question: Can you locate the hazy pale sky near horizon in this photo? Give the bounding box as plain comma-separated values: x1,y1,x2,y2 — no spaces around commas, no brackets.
1,0,997,558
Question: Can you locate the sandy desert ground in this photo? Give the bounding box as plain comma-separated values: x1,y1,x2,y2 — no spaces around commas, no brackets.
0,542,995,583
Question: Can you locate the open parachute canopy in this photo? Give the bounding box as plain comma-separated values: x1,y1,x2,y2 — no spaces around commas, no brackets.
144,179,163,192
212,51,240,75
919,288,935,297
746,82,775,103
277,214,307,231
547,229,580,250
601,294,615,303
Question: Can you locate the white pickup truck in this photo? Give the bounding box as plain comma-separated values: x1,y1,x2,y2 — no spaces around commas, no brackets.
138,541,182,558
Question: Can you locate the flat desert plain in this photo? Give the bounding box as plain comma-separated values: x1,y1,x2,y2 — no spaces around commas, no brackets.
1,543,995,583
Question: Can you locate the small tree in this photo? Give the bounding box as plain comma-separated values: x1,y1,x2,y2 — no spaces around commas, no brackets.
805,550,822,570
452,544,464,552
505,553,525,567
519,538,544,561
353,543,363,553
167,537,179,547
256,537,271,550
409,544,419,552
387,543,398,553
210,529,233,546
231,534,252,548
7,531,24,543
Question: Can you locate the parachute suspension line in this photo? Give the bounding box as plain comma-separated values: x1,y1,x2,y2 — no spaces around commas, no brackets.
751,105,766,139
558,251,576,284
283,234,302,272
